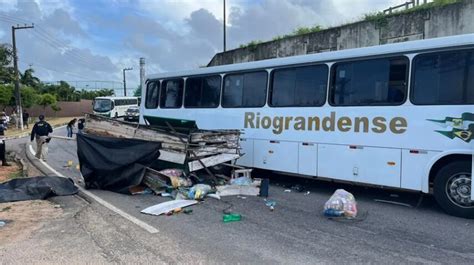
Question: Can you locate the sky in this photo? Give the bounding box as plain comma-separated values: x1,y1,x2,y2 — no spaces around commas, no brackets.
0,0,402,95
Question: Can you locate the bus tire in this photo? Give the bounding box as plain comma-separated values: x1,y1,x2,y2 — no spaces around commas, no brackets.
114,112,118,119
433,160,473,219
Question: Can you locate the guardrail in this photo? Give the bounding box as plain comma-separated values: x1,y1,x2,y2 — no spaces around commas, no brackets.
383,0,433,14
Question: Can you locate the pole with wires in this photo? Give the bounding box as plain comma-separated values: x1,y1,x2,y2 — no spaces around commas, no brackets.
12,23,34,131
122,67,133,96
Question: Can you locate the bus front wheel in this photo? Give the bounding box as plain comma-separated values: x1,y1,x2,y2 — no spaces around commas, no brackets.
114,112,118,119
434,160,474,219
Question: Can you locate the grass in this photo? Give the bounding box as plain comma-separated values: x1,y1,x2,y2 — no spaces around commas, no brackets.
4,117,75,138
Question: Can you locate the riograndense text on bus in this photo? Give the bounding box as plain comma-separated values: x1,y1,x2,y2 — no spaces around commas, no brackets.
244,112,408,135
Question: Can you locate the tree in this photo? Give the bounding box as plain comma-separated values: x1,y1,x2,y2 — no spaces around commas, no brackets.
20,68,40,88
38,93,57,109
21,86,40,108
0,44,15,84
0,84,13,108
133,85,141,97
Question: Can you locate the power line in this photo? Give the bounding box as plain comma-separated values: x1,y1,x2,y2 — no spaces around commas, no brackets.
0,15,103,70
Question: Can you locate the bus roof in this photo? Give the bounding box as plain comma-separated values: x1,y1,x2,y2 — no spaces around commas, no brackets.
147,33,474,80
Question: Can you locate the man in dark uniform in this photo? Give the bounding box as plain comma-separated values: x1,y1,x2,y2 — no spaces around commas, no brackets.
30,115,53,161
0,119,10,166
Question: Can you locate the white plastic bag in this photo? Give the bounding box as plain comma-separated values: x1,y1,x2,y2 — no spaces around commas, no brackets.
323,189,358,218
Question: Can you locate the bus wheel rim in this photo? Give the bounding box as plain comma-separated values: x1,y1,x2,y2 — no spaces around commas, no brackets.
445,172,473,208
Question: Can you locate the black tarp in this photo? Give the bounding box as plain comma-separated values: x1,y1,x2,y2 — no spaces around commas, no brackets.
0,176,78,203
77,133,161,194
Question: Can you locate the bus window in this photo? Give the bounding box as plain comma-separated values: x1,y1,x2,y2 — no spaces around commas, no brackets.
222,71,267,108
270,65,328,107
184,75,221,108
411,49,474,105
330,57,408,106
160,79,184,108
145,81,159,109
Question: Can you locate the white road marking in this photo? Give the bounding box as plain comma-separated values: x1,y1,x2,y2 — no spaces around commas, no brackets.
28,144,159,234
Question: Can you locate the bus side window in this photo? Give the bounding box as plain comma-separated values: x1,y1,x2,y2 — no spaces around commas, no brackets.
160,79,184,108
222,71,267,108
270,64,328,107
329,57,408,106
184,75,221,108
145,81,159,109
411,49,474,105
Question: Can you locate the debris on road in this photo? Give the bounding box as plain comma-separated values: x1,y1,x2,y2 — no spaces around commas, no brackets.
223,213,242,223
323,189,358,218
264,199,276,211
0,176,78,203
141,200,198,216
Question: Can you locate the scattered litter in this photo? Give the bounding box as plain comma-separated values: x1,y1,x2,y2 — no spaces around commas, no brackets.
0,220,6,227
284,189,291,193
161,193,172,197
237,195,247,199
206,193,221,200
374,199,412,208
129,186,154,195
291,184,304,192
264,200,276,211
141,200,198,216
223,213,242,223
188,184,212,200
324,189,357,218
230,176,253,186
54,204,61,208
183,209,193,214
76,164,80,170
304,191,311,195
67,160,73,167
217,183,260,197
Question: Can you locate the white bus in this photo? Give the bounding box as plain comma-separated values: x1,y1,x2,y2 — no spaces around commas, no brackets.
93,96,139,118
141,34,474,218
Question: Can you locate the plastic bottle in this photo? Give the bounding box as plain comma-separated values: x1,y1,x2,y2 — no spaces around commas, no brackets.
223,213,242,223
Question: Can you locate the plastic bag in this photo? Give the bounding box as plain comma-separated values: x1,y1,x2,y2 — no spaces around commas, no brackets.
323,189,357,218
159,169,192,188
187,184,212,200
230,176,253,186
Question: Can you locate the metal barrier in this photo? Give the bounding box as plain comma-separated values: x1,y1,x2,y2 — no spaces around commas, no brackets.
383,0,433,14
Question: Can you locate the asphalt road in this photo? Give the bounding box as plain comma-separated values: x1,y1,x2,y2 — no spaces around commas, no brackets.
14,126,474,264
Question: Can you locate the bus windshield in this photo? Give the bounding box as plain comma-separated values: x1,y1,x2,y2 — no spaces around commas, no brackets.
93,99,113,112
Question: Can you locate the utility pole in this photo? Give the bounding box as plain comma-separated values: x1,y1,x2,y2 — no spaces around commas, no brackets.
12,24,34,131
139,58,145,95
122,67,133,96
223,0,226,52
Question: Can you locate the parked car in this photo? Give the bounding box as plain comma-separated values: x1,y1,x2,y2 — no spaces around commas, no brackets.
124,106,140,122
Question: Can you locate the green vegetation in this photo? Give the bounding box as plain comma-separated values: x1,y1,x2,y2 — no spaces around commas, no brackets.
0,44,114,111
364,0,462,24
237,0,462,50
239,24,324,49
133,85,141,97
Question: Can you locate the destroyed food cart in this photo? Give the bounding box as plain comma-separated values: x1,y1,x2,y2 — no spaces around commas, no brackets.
83,114,243,191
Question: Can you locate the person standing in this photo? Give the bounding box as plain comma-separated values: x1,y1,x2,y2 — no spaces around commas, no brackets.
66,118,77,138
30,115,53,161
77,118,85,134
0,120,10,166
22,109,30,129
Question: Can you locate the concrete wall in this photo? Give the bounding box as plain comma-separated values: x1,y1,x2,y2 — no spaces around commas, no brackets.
26,100,93,118
208,0,474,66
